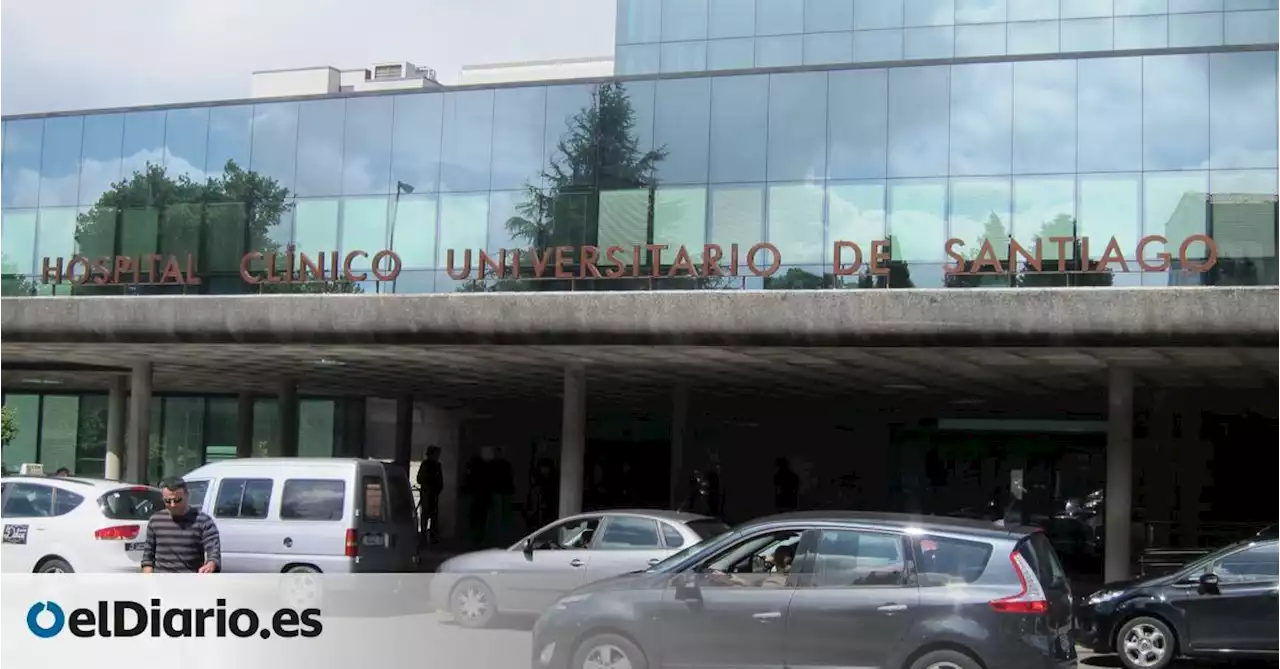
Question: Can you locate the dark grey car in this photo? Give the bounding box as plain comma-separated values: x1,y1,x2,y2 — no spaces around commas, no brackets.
531,511,1076,669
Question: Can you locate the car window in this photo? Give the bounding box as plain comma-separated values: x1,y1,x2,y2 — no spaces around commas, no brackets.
532,517,602,550
1214,542,1279,584
598,516,662,549
384,467,416,523
98,488,162,520
811,529,908,588
661,522,686,548
1018,533,1067,590
52,488,85,516
698,529,804,588
186,480,210,511
213,478,273,519
1,483,54,518
914,535,994,586
362,476,385,522
281,480,346,521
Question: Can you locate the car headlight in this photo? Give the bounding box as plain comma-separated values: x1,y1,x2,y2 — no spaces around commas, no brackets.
1087,590,1124,605
553,593,592,610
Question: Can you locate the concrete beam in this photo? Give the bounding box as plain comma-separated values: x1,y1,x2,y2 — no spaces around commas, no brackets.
1,288,1276,347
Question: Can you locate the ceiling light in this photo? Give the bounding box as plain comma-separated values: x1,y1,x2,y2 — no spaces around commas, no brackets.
313,358,346,367
886,383,927,391
22,378,64,386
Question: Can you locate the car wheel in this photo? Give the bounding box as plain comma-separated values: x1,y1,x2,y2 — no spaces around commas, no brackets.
449,579,496,629
281,565,323,611
909,648,981,669
37,558,74,574
571,633,647,669
1117,616,1176,669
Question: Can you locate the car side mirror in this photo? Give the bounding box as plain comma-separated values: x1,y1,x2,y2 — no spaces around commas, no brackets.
523,538,535,557
674,573,702,602
1199,573,1220,590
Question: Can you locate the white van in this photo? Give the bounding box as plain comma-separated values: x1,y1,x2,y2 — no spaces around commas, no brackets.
180,458,418,573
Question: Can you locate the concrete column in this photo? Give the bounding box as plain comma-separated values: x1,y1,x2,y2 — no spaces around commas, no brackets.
558,365,586,518
104,375,127,480
236,393,255,458
1105,366,1135,583
394,395,413,473
277,379,299,457
126,361,152,484
669,383,689,510
1177,408,1207,548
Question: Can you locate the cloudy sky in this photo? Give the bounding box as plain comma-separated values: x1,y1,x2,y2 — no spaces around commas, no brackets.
0,0,616,116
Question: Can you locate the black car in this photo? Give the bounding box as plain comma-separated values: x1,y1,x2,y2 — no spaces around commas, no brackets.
1076,536,1279,669
531,511,1076,669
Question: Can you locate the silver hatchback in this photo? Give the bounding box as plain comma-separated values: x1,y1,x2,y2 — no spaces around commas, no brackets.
433,509,728,628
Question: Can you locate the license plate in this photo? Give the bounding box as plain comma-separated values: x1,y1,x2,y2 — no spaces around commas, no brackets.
125,542,146,552
361,534,386,547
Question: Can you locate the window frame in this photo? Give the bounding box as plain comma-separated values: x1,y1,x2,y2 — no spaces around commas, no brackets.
1209,540,1280,585
279,478,347,522
796,526,914,590
691,526,809,579
361,475,386,523
661,521,687,549
0,482,57,518
909,532,996,587
185,479,211,511
211,477,274,520
526,514,606,551
595,514,664,550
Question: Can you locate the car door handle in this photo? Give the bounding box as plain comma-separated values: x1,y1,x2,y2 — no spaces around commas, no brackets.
877,604,908,613
752,612,782,622
569,558,585,568
648,558,661,565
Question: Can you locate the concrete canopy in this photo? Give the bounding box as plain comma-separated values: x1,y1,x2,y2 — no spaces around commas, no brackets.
2,287,1277,347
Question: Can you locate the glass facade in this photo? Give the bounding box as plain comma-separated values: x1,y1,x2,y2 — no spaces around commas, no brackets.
616,0,1280,75
2,49,1276,294
0,392,362,482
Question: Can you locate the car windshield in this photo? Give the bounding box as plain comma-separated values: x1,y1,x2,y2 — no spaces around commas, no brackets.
645,532,729,573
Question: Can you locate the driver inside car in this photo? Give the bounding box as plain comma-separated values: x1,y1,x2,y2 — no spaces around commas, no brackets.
709,543,796,588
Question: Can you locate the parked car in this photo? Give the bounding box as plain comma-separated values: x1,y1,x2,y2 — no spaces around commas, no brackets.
1076,535,1279,669
181,458,418,573
531,511,1076,669
432,509,728,628
1,475,163,573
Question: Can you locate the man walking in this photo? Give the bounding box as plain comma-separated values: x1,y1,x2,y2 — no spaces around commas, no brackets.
416,445,443,545
141,478,220,573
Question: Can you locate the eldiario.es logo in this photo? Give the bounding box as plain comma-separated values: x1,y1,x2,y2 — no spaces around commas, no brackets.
27,599,322,639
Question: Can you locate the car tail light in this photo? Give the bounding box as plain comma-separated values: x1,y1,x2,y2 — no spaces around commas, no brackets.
990,550,1048,614
95,525,140,541
345,529,358,558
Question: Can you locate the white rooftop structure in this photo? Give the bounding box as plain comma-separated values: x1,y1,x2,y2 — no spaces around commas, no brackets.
458,56,614,85
251,61,444,99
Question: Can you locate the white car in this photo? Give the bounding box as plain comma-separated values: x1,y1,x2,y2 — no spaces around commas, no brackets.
1,475,164,573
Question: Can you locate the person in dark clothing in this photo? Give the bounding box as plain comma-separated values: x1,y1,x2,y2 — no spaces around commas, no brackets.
774,458,800,512
462,452,492,549
489,447,516,544
706,457,724,518
525,458,558,531
416,445,444,544
141,478,220,573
